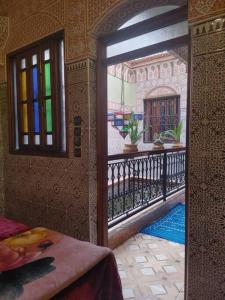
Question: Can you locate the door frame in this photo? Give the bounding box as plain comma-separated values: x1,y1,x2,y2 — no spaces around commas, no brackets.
96,4,189,247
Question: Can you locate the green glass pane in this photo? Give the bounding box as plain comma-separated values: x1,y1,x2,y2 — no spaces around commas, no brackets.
123,125,129,132
45,63,51,97
46,99,52,132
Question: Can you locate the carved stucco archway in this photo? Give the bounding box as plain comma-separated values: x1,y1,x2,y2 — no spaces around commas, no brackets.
91,0,187,36
146,86,178,98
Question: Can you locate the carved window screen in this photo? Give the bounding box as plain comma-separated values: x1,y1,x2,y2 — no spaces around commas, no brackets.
8,32,66,156
144,95,180,143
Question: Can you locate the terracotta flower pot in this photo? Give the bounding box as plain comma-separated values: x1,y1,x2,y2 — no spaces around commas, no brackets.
172,142,183,148
123,144,138,153
153,144,164,150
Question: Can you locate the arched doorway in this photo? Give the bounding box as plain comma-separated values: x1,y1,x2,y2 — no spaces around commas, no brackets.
93,0,188,243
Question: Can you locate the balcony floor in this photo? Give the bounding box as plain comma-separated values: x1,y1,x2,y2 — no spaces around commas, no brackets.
114,233,185,300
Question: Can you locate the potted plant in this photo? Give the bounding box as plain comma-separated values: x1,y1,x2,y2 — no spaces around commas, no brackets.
153,133,165,149
123,113,146,153
161,121,183,147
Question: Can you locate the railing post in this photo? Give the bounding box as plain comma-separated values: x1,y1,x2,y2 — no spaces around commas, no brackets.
163,152,167,201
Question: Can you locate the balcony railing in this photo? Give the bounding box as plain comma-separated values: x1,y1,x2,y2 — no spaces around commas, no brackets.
108,147,186,227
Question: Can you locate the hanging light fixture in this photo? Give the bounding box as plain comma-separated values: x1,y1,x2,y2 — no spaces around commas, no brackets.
110,63,131,139
108,63,144,139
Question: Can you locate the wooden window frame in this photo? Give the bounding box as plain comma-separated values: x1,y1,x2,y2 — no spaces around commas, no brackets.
143,95,180,143
7,31,68,157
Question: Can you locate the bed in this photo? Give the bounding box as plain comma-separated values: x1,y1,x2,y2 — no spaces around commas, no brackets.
0,217,123,300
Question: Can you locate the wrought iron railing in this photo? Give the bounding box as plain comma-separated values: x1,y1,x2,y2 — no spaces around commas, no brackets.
108,147,186,227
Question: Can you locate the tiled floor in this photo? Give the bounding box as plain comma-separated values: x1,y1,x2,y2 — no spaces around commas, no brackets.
114,233,185,300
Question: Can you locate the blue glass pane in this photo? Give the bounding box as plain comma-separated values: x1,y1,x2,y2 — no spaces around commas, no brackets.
32,67,38,99
34,101,40,133
134,114,143,120
114,119,124,126
107,113,114,121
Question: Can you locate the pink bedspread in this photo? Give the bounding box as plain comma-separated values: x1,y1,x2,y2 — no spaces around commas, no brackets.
54,253,123,300
0,217,29,240
0,227,123,300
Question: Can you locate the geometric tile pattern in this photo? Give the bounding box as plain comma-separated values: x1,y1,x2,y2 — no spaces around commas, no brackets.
0,84,6,215
189,0,225,22
0,0,187,248
1,60,97,243
114,233,185,300
0,3,225,300
188,13,225,300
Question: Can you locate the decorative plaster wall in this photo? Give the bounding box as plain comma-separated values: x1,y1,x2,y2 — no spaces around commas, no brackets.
0,84,6,215
0,16,9,83
1,0,188,244
189,0,225,22
91,0,186,35
0,0,188,245
0,0,98,243
1,6,225,300
187,15,225,299
0,17,8,215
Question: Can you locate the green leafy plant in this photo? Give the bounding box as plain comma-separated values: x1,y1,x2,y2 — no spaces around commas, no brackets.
126,113,147,145
161,121,183,143
153,132,164,145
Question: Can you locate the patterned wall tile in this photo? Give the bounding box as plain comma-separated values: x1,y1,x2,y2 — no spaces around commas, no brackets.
188,14,225,299
1,7,225,300
5,0,64,54
0,0,190,248
0,84,7,215
189,0,225,22
89,0,186,35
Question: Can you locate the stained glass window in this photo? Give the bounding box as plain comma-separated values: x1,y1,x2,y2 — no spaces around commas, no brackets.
21,71,27,101
46,99,52,132
44,63,51,97
32,55,40,145
9,32,66,155
22,103,28,133
32,67,38,99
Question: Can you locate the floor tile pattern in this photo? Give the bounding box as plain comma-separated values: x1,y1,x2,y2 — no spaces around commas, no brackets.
114,233,185,300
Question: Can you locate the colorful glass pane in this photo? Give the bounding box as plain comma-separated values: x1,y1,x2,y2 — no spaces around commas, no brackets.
34,135,40,145
45,63,51,96
23,135,29,145
21,58,26,69
21,71,27,100
44,49,50,61
32,67,38,99
34,101,40,133
22,104,28,133
46,99,52,132
46,134,53,145
32,54,37,65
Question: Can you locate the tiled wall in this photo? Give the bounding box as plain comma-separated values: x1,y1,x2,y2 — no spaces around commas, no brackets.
187,15,225,299
0,0,186,244
0,0,98,243
1,3,225,298
0,84,7,215
189,0,225,22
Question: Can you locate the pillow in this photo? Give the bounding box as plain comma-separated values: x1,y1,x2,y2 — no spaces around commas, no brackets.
0,217,29,240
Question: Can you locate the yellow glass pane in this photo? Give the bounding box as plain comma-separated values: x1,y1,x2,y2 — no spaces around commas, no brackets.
21,71,27,101
22,104,28,133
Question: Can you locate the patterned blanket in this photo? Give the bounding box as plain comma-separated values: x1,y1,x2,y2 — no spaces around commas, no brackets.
0,227,114,300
